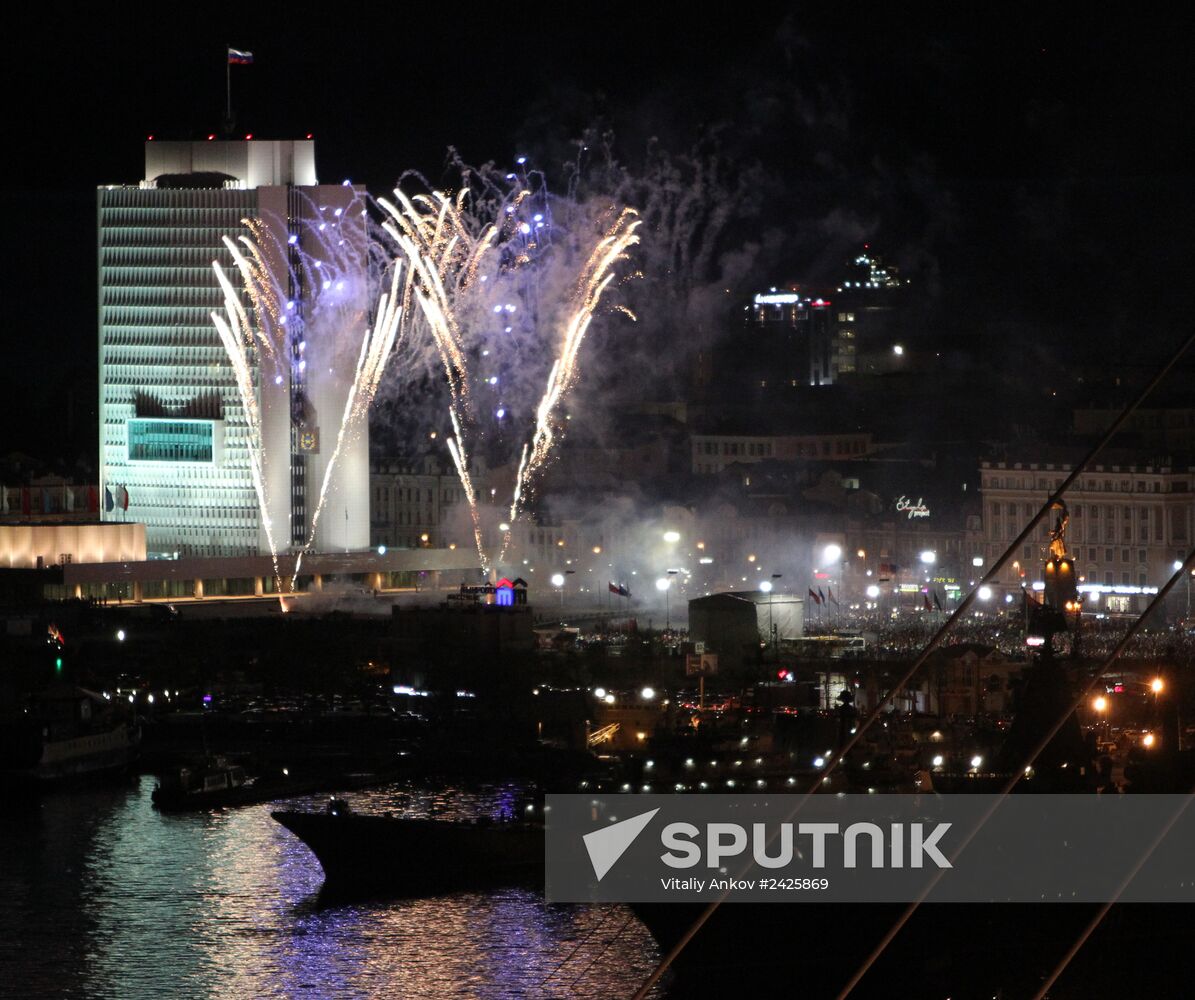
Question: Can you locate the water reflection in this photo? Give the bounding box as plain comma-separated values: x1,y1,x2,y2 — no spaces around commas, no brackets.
0,777,663,999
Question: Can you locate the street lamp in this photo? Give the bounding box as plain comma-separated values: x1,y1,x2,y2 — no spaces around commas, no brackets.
656,576,672,631
1175,560,1193,619
551,572,565,608
663,530,681,544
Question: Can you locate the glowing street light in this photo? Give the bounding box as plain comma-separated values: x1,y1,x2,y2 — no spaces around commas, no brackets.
663,530,681,544
641,687,656,701
759,580,773,593
1093,695,1108,713
919,550,936,565
1151,677,1164,695
822,544,842,565
978,586,992,601
656,576,675,630
866,584,880,599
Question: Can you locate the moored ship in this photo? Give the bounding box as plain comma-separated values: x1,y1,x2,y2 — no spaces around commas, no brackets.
272,799,543,895
0,685,140,785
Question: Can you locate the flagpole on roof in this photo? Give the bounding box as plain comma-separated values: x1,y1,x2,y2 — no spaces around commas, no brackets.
225,44,232,133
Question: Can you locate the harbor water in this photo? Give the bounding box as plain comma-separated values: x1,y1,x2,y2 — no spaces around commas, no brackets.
0,777,663,999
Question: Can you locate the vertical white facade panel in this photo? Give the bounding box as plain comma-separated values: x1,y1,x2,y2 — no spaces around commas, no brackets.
98,141,368,560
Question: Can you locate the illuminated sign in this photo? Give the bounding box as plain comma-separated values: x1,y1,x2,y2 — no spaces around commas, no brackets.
754,293,801,305
895,495,930,519
297,427,320,453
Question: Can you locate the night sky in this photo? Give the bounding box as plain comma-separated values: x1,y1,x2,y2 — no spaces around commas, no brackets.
5,4,1193,468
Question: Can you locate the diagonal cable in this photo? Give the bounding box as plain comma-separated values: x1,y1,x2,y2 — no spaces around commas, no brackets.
629,328,1195,1000
1030,785,1195,1000
834,548,1195,999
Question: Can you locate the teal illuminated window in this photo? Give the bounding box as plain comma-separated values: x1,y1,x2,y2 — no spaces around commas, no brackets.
128,419,215,463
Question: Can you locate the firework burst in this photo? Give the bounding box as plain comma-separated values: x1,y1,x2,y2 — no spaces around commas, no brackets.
380,168,639,574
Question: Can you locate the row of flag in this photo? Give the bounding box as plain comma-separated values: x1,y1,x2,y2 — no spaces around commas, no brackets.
807,587,948,611
807,586,839,607
0,484,130,515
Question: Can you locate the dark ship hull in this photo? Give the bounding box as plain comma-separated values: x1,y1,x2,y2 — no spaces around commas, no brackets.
272,810,543,895
628,900,1195,997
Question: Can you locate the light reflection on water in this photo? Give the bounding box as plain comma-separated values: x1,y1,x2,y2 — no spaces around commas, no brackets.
0,776,663,999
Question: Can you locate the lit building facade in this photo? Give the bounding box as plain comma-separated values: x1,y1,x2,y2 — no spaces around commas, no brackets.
370,457,471,551
98,140,369,558
691,432,874,475
980,459,1195,612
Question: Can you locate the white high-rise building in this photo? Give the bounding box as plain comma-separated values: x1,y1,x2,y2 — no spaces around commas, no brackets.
98,139,370,558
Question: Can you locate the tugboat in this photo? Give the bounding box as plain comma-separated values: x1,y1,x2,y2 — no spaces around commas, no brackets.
272,797,544,896
151,756,249,810
0,685,140,786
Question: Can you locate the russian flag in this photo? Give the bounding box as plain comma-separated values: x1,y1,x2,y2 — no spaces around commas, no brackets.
228,48,254,65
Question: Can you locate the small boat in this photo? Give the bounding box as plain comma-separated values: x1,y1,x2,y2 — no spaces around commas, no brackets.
272,798,543,895
152,756,249,810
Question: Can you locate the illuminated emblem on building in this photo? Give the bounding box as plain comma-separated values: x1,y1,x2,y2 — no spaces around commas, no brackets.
297,428,320,453
895,495,930,519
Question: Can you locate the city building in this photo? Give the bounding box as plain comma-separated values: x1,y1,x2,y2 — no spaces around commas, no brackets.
370,456,470,550
98,139,369,559
691,431,874,475
741,249,912,388
980,456,1194,613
